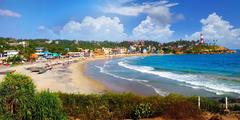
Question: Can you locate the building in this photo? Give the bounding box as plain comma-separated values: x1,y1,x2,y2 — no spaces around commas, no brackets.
102,48,112,55
119,48,127,54
200,33,204,44
67,52,84,58
3,50,19,58
35,47,45,54
94,48,104,56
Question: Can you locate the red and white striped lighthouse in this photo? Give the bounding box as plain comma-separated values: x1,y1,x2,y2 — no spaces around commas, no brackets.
200,33,204,44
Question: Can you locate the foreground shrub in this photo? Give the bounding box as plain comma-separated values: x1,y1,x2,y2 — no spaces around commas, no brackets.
163,94,203,119
0,73,66,120
0,74,35,119
33,91,67,120
131,103,152,119
189,96,221,113
58,92,145,119
59,93,205,119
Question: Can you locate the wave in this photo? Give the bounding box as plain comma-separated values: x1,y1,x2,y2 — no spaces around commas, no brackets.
118,61,240,95
95,65,149,83
95,65,169,96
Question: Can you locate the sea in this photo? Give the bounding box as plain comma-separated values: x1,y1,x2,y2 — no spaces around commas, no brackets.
85,51,240,98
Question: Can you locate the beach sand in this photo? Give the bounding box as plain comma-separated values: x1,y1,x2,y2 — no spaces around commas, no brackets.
0,54,150,94
0,58,108,94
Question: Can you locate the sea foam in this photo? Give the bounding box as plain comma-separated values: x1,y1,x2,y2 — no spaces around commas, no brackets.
118,61,240,95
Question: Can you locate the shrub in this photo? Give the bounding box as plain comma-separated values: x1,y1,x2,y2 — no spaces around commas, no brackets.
163,99,202,119
0,73,67,120
201,97,221,113
0,73,36,119
33,91,67,120
6,55,23,64
162,94,203,119
131,103,152,120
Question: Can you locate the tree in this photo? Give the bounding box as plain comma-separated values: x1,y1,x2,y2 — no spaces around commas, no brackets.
34,91,67,120
0,74,67,119
6,55,23,64
0,74,36,119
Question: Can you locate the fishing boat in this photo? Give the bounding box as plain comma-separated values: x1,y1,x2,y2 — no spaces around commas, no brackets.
0,70,16,75
38,68,47,74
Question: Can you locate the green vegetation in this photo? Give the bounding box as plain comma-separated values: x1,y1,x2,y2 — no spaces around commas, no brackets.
58,93,223,119
0,73,237,119
34,91,67,120
6,55,23,64
0,37,234,62
0,74,66,120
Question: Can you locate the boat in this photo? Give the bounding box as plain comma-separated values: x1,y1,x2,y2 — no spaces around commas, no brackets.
0,70,16,75
38,68,47,74
28,67,44,72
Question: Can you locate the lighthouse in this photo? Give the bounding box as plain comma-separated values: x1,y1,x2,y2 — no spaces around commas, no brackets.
200,33,204,44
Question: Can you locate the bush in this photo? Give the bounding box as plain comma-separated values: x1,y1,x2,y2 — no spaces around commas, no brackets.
131,103,152,120
6,55,23,64
0,74,36,119
0,73,66,120
162,94,203,119
33,91,67,120
201,97,221,113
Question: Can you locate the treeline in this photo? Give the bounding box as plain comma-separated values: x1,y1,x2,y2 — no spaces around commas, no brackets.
1,73,240,119
0,37,233,58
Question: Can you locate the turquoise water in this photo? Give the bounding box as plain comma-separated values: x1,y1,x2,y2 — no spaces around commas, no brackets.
86,52,240,97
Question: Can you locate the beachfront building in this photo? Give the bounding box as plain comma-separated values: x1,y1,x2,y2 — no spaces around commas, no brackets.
119,48,128,54
35,47,45,53
94,48,104,56
102,48,112,55
128,45,137,53
3,50,19,58
67,52,84,58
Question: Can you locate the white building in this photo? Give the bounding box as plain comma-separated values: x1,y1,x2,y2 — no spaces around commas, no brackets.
102,48,112,55
3,50,19,58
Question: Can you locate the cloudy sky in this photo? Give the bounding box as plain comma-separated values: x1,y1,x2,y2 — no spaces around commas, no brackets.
0,0,240,48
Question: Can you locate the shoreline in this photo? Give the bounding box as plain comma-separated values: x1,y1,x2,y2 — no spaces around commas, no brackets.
0,54,152,94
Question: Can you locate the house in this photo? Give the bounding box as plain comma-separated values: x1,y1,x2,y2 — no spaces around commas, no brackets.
119,48,127,54
94,48,104,56
3,50,19,58
45,40,53,44
102,48,112,55
128,45,136,53
67,52,84,58
18,41,28,47
35,47,45,54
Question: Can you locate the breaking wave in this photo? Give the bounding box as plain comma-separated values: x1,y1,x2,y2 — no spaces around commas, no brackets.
95,65,169,96
118,61,240,95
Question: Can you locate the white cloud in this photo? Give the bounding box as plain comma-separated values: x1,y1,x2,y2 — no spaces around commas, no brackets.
103,4,144,16
132,16,174,41
0,9,21,18
102,0,182,41
188,13,240,49
102,0,181,24
39,16,127,41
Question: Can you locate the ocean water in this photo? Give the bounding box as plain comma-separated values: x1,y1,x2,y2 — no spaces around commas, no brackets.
85,52,240,97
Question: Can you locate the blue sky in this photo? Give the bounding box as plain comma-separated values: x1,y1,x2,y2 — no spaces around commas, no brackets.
0,0,240,48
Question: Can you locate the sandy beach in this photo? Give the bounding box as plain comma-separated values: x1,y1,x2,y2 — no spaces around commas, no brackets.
0,54,150,94
0,58,108,94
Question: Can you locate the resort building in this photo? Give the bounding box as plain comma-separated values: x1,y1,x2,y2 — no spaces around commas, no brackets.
102,48,112,55
94,48,104,56
67,52,84,58
3,50,19,58
35,47,45,54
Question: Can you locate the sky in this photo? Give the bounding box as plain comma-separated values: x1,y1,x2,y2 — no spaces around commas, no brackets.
0,0,240,49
